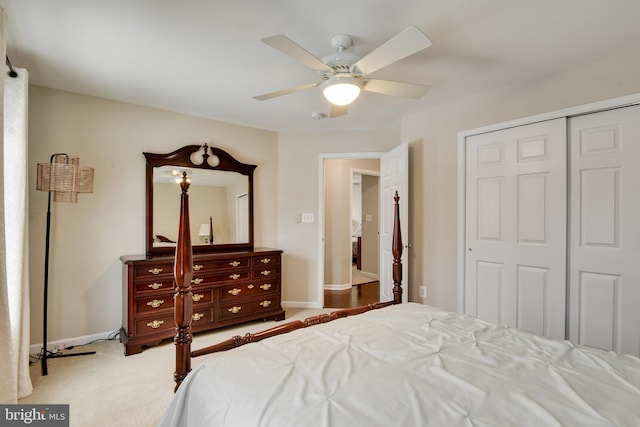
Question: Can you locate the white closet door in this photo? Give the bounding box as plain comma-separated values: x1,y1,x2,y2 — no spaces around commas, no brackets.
569,104,640,356
465,118,567,339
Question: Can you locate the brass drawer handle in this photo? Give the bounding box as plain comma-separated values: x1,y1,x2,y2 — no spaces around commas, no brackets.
192,312,204,321
260,284,272,291
193,264,204,271
260,258,271,264
229,274,241,280
148,283,163,290
227,288,242,296
191,278,203,285
261,270,271,276
192,293,204,302
247,284,255,289
146,299,164,308
260,300,272,308
147,320,164,329
228,306,242,314
229,261,241,267
148,268,163,275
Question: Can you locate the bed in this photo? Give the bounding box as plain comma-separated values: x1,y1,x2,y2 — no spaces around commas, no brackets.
160,174,640,426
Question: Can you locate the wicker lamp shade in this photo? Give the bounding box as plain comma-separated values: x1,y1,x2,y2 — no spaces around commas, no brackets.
36,154,94,202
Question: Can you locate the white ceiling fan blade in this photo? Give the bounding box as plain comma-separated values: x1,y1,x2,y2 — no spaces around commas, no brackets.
253,83,319,101
355,26,432,75
261,35,333,72
364,79,431,99
329,104,348,118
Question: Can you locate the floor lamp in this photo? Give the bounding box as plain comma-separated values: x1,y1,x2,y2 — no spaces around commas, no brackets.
36,153,95,376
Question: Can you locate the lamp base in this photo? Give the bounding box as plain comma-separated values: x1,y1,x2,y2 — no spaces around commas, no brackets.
41,349,96,376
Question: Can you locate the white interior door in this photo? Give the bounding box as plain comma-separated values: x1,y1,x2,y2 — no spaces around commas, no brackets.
569,104,640,356
380,144,409,303
464,119,567,339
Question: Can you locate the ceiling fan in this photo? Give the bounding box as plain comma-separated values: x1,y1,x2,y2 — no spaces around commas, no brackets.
253,26,432,118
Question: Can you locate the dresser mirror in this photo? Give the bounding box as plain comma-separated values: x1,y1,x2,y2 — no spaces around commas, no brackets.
144,144,256,255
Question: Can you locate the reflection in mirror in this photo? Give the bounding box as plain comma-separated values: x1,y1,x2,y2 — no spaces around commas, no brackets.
152,167,249,247
144,144,256,255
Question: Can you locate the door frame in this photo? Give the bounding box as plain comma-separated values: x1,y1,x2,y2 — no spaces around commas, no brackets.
317,152,384,306
457,92,640,313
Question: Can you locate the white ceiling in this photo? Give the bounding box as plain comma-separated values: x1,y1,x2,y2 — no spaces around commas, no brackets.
3,0,640,132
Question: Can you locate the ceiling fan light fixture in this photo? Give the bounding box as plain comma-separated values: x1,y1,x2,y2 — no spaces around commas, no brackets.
322,76,362,106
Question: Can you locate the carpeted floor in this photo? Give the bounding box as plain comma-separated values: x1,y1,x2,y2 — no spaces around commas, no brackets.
20,307,331,427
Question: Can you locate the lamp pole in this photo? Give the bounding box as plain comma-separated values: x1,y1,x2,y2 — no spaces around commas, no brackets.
41,180,52,376
40,153,95,376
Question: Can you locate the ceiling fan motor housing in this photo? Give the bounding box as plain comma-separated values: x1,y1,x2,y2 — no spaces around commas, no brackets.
321,34,361,77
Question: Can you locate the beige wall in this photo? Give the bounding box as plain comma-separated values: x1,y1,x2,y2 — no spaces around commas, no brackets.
360,173,379,275
402,43,640,312
28,86,278,344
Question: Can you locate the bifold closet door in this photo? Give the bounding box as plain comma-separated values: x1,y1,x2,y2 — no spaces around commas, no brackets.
569,104,640,357
465,118,567,339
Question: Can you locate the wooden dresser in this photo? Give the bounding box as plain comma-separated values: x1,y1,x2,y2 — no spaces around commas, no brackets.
120,248,284,355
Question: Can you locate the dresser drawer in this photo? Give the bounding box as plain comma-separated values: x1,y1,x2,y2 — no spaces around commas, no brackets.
134,264,173,278
190,289,213,305
253,255,280,268
189,307,214,329
220,295,281,321
252,265,280,280
191,270,251,286
136,294,174,314
135,313,175,336
220,278,280,301
193,257,250,272
135,289,213,314
135,277,174,294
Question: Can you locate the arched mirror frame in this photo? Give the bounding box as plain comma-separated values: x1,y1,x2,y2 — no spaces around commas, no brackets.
144,143,256,255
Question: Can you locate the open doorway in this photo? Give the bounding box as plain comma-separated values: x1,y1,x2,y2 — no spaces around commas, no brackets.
317,144,409,309
322,158,380,308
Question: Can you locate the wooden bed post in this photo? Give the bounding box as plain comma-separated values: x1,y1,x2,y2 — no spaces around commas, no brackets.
392,191,403,305
174,172,194,392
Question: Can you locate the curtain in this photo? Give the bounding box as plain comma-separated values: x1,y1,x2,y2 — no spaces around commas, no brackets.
0,10,33,402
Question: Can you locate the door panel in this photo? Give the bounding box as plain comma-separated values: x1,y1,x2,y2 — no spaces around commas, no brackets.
569,104,640,356
380,144,408,303
465,118,567,339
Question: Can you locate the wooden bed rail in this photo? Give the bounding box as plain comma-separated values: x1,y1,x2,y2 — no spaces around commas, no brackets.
173,181,403,390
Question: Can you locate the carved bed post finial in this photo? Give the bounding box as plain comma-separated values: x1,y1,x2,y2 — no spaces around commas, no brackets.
392,191,403,304
174,172,194,391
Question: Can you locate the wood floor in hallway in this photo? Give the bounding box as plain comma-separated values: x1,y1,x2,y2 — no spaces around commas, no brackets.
323,280,379,309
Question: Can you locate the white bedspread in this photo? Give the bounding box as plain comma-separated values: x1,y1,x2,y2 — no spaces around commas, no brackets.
158,303,640,426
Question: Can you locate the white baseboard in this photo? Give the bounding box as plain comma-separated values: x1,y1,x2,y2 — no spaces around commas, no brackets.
323,283,352,291
29,330,119,355
358,271,379,280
